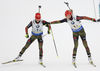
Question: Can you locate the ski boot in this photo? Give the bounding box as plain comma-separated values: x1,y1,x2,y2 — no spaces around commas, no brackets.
72,58,76,64
39,59,43,64
88,56,96,67
39,55,43,64
72,58,77,68
88,57,93,63
39,59,46,67
14,55,21,61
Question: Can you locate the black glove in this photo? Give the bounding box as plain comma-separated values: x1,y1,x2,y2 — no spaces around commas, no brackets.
48,30,50,34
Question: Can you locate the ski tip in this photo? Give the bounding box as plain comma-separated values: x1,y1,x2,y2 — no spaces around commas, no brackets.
2,63,5,64
90,62,96,67
44,66,46,68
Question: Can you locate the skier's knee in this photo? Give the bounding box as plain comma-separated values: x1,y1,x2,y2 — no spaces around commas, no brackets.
81,36,86,41
73,48,77,51
39,48,43,51
39,39,43,44
27,39,32,43
73,36,78,40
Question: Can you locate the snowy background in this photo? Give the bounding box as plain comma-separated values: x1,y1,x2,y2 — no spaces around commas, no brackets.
0,0,100,71
99,0,100,16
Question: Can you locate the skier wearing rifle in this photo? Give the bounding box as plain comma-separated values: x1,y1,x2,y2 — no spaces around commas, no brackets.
51,9,96,65
14,13,51,64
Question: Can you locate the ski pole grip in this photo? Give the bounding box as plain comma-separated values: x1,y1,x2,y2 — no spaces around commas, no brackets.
39,5,41,8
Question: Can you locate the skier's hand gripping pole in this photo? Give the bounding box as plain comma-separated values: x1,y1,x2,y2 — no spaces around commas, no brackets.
64,2,71,10
25,34,29,38
64,2,73,13
50,25,59,57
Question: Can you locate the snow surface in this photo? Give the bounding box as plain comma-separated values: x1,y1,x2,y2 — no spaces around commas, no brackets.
0,0,100,71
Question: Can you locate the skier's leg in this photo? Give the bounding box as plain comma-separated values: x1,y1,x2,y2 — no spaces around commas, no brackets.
79,29,93,63
72,32,79,63
37,35,43,62
72,33,79,59
80,35,91,57
16,35,36,58
79,29,91,57
80,35,93,62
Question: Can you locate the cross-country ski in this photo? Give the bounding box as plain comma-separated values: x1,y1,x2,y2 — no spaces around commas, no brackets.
73,62,77,68
2,59,23,64
39,62,46,68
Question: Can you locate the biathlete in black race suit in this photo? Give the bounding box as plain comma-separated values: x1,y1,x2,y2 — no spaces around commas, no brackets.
14,13,51,64
51,9,96,64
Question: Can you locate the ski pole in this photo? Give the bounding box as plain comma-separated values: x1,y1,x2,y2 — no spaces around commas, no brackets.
38,5,41,13
50,25,59,57
43,33,47,37
92,0,97,19
64,2,71,10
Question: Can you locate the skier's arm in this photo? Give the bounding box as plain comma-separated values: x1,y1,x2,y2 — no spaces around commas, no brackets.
25,21,32,38
25,21,32,34
42,20,51,34
77,16,96,22
51,18,67,24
